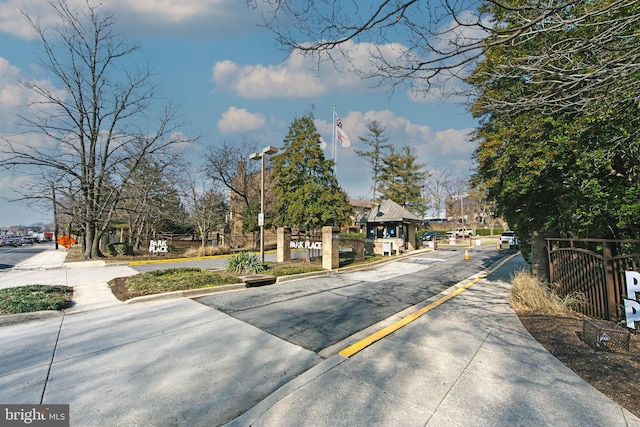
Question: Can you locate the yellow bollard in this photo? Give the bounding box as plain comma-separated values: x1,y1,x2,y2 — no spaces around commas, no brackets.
464,249,470,260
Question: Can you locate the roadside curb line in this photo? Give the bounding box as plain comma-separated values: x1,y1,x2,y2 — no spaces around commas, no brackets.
123,283,249,304
128,254,231,266
223,354,348,427
0,310,63,327
125,248,441,304
224,252,522,426
337,252,520,358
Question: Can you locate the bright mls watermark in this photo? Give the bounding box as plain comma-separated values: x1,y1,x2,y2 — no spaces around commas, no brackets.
1,405,69,426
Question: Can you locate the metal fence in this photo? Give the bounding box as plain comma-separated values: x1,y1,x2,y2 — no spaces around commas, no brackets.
546,238,640,322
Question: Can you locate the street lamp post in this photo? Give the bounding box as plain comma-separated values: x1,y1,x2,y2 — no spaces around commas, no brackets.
249,145,278,263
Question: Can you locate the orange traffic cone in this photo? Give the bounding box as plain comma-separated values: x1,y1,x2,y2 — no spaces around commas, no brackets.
464,249,470,260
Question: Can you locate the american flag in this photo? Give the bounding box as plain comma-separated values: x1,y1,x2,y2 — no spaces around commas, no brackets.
336,126,351,147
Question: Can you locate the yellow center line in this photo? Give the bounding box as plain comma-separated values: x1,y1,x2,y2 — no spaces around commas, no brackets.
338,253,517,358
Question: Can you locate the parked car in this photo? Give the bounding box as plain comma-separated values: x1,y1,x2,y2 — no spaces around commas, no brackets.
421,231,443,241
21,236,35,245
447,228,473,238
5,237,22,247
500,231,518,248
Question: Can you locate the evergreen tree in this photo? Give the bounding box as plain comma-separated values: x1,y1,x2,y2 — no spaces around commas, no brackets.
272,112,352,232
468,0,640,248
379,146,429,216
354,120,393,202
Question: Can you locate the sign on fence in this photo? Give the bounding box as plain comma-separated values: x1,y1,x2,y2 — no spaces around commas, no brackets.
624,271,640,328
149,240,168,254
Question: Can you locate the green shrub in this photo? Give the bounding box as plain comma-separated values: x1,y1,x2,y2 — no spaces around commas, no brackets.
0,285,73,314
107,242,134,256
226,252,265,274
475,228,505,237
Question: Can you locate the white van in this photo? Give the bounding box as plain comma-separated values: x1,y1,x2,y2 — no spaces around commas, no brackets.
500,231,517,248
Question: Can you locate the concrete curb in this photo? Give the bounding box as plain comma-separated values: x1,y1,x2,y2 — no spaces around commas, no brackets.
123,283,249,304
0,310,63,327
1,245,516,325
123,247,443,304
224,354,348,427
223,251,520,426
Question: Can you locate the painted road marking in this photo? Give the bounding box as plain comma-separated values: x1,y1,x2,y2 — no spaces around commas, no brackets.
338,253,518,358
339,262,432,283
403,257,446,264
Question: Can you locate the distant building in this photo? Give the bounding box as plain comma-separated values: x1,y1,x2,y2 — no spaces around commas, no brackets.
446,193,507,230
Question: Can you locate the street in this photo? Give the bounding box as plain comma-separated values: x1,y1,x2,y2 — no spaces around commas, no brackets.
0,247,635,427
0,243,51,270
196,245,504,354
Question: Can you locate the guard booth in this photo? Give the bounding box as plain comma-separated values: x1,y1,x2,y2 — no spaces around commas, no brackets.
360,200,421,256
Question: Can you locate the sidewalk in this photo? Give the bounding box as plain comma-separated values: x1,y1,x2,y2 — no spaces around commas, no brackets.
227,255,640,427
2,246,138,315
12,247,69,270
1,247,639,426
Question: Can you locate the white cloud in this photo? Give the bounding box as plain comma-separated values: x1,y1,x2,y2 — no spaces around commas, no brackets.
212,53,328,99
432,128,475,155
316,109,434,145
0,172,32,193
0,0,265,40
217,106,266,133
0,57,23,109
212,40,392,99
314,109,474,185
0,0,63,39
210,37,473,103
0,56,67,134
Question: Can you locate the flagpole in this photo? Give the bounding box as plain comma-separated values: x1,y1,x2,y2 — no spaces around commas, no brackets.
332,104,337,174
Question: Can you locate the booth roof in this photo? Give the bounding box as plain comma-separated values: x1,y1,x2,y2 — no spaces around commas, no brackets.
364,200,421,223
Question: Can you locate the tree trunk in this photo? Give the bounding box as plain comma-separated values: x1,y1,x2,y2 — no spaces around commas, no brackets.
83,224,104,258
530,231,549,281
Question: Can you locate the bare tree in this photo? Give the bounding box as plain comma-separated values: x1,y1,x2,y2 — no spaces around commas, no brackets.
117,154,188,250
259,0,640,116
447,177,469,224
423,167,452,219
0,1,193,258
203,139,269,224
184,177,228,247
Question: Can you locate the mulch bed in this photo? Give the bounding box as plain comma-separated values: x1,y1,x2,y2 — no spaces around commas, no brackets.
518,313,640,418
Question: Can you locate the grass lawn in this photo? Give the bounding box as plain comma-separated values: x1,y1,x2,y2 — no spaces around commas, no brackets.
110,263,326,301
1,254,379,311
0,285,73,314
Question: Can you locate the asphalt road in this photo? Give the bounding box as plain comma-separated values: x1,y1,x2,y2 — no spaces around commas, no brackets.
0,242,50,270
196,245,506,354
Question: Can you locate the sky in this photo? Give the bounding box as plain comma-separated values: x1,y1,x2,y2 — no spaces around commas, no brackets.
0,0,478,227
